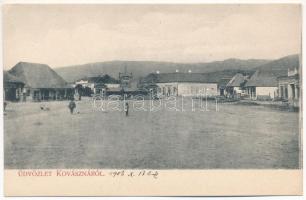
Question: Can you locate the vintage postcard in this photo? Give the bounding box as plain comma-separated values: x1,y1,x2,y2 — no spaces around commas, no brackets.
2,3,303,196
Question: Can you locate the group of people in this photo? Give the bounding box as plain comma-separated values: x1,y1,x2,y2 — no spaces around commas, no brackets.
68,99,129,116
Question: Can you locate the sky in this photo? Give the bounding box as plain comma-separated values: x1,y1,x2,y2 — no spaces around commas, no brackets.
3,4,302,69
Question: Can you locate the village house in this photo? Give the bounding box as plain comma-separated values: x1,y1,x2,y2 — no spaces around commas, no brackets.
8,62,74,101
75,75,120,96
3,71,25,101
225,73,248,98
244,70,278,100
277,67,300,102
143,72,219,97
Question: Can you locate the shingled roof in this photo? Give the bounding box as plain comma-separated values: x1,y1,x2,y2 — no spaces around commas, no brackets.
245,71,278,87
144,73,219,84
3,71,24,84
8,62,68,89
226,73,247,87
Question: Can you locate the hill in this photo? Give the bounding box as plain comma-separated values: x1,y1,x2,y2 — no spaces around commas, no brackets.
54,59,269,83
246,54,300,87
255,54,300,77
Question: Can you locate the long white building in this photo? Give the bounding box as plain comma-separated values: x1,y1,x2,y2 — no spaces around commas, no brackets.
144,73,219,97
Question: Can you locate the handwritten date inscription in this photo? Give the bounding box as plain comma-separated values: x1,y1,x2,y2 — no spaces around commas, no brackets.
109,170,158,179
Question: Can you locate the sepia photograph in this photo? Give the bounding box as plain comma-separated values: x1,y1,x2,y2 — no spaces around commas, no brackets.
3,4,302,172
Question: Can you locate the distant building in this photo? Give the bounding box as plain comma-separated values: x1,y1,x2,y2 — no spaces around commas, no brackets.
143,73,219,97
119,66,133,90
107,67,146,96
278,67,300,101
3,71,25,101
217,77,231,96
245,71,278,100
75,75,120,96
75,79,94,90
226,73,248,98
8,62,74,101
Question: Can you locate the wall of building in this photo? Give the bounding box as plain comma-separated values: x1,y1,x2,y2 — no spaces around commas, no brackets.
279,83,299,100
178,83,218,96
233,86,245,94
105,84,120,89
256,87,278,99
156,82,178,96
278,77,299,100
246,87,256,100
23,88,73,101
156,82,218,97
4,84,24,101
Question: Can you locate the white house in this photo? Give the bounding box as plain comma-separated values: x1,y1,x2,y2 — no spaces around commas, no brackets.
144,73,219,97
245,71,278,100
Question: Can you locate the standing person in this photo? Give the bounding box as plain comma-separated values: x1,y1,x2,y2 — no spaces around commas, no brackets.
68,98,76,114
124,102,129,116
3,101,7,112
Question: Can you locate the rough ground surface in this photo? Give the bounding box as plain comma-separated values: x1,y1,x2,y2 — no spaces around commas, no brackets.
4,97,301,169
